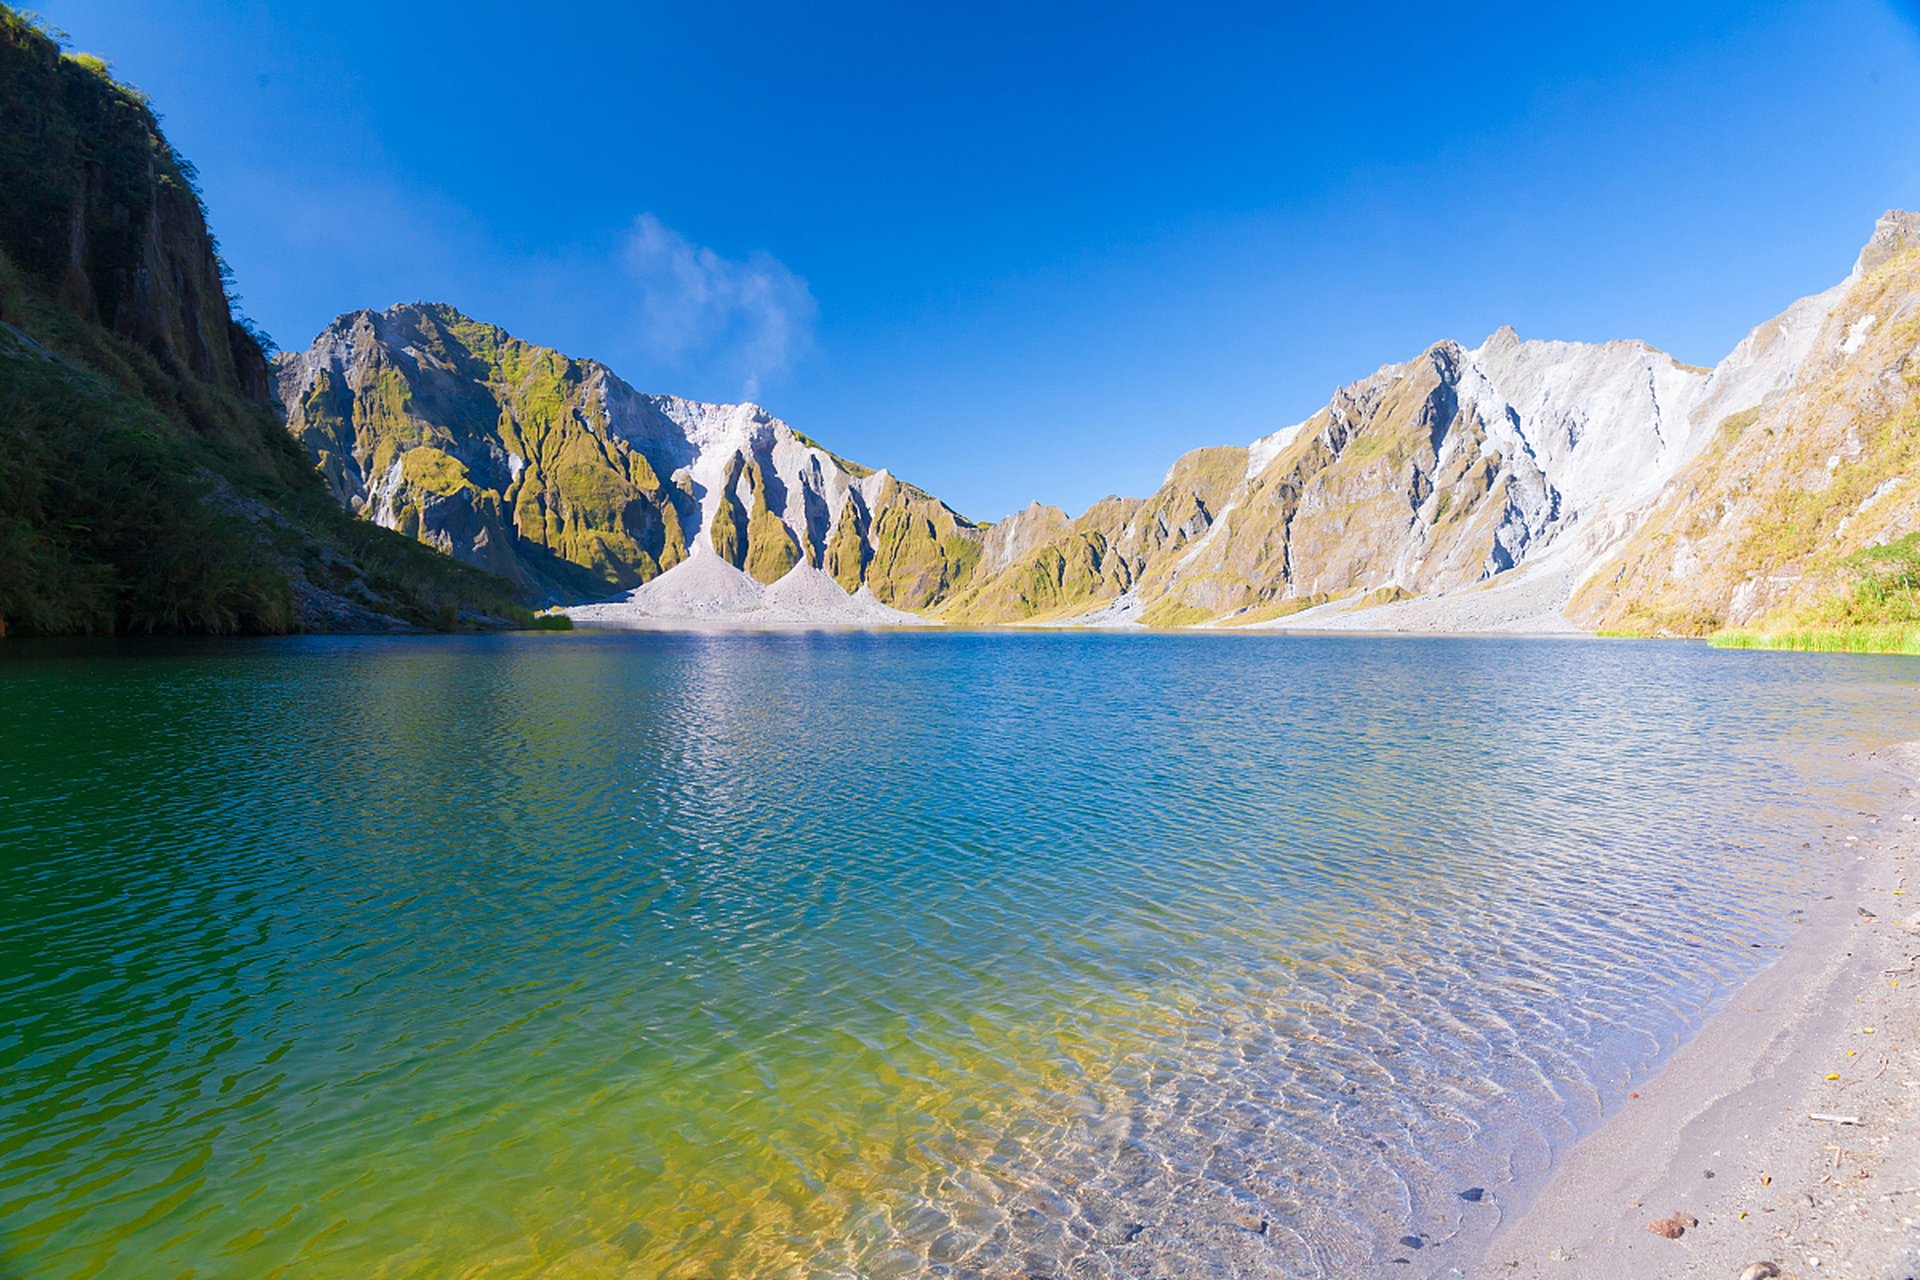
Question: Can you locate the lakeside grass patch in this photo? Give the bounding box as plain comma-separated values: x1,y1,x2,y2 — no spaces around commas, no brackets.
1710,626,1920,655
1711,533,1920,653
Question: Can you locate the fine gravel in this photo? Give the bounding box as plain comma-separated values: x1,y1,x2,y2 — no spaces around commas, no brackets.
1468,742,1920,1280
565,554,928,629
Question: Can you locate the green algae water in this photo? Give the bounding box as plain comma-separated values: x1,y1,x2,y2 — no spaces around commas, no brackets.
2,632,1916,1280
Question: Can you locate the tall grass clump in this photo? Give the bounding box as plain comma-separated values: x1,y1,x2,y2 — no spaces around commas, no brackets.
1711,534,1920,655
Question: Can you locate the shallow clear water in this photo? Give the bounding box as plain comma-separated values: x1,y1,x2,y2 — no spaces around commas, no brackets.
1,632,1916,1280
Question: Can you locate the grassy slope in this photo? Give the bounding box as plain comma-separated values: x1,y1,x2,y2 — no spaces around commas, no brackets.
935,343,1533,628
278,301,994,610
1710,534,1920,654
285,304,692,601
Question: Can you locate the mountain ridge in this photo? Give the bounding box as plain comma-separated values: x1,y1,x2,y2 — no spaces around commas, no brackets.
270,215,1920,637
1570,210,1920,637
933,215,1913,634
11,0,1911,643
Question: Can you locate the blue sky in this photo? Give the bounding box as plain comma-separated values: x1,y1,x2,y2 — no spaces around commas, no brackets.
37,1,1920,520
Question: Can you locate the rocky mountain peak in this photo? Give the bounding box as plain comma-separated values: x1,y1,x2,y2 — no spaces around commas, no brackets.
1481,324,1521,355
276,309,985,608
1854,209,1920,277
982,501,1072,574
266,207,1918,635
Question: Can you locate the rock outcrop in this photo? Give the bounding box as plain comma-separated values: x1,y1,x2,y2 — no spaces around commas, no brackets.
0,15,273,412
277,304,986,607
940,327,1736,625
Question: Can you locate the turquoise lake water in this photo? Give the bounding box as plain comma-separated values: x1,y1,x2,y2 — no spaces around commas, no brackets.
1,632,1916,1279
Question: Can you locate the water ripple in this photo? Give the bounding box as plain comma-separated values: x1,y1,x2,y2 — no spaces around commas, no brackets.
0,632,1914,1279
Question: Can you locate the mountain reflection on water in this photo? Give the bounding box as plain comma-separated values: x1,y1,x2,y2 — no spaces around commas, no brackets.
1,632,1913,1279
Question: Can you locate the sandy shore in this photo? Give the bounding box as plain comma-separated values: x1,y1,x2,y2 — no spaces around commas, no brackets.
1467,742,1920,1280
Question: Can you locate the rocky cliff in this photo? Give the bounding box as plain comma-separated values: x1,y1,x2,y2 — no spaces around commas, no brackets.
1571,212,1920,635
271,199,1920,634
276,304,986,607
0,7,532,635
0,9,274,442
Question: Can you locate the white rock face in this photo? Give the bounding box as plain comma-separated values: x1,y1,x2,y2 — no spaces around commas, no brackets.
1684,280,1848,438
1256,279,1844,600
591,379,879,562
290,215,1913,631
982,502,1071,574
274,303,954,612
1245,420,1310,479
1027,228,1890,632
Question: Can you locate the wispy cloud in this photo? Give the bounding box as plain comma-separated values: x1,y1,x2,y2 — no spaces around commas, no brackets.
621,214,818,399
227,177,818,402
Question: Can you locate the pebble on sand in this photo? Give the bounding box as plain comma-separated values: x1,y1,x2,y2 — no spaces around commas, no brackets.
1645,1210,1697,1238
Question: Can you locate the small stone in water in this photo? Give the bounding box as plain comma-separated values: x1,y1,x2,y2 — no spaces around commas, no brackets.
1459,1187,1486,1202
1399,1235,1424,1249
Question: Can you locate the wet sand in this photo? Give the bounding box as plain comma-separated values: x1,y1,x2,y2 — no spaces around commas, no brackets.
1469,742,1920,1280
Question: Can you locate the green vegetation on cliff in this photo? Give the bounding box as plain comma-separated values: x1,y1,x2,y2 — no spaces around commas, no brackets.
0,320,292,633
825,495,869,592
0,7,531,634
277,297,998,611
937,445,1253,626
1576,230,1920,644
742,461,803,584
282,303,691,602
861,476,983,610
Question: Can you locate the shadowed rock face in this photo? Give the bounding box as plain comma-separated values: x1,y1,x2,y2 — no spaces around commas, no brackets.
0,15,274,409
0,13,546,637
277,304,686,603
276,304,985,606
